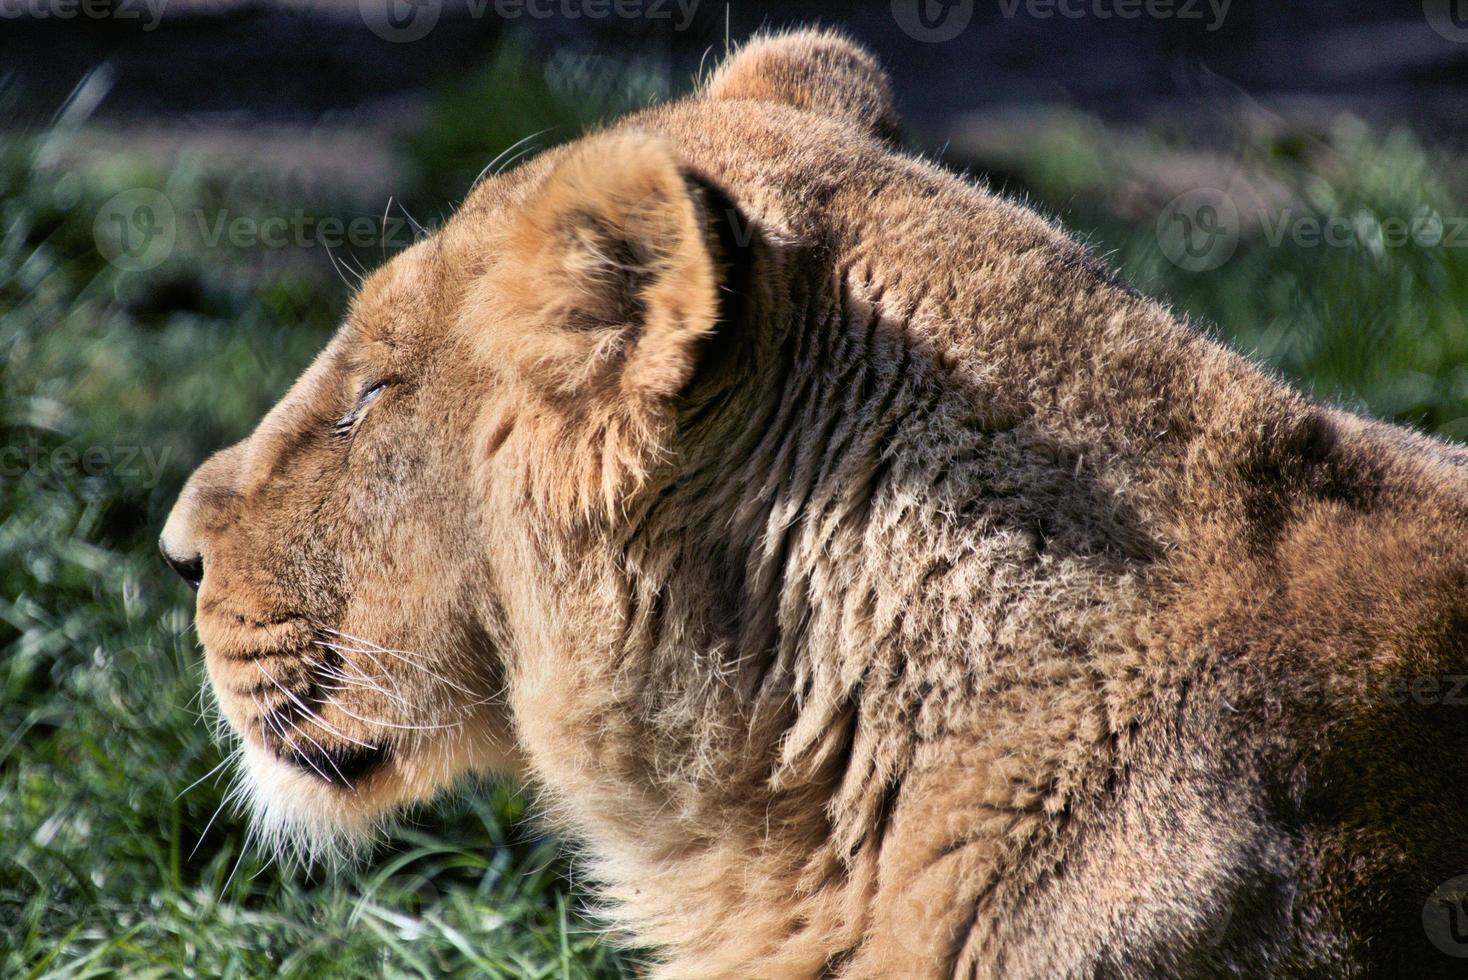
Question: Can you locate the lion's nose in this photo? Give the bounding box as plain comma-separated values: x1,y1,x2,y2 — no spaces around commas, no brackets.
161,442,245,594
160,540,204,591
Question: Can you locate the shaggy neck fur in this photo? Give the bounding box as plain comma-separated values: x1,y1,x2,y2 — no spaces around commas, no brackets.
507,231,1172,975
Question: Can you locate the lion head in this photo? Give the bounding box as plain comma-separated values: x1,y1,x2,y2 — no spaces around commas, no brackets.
157,29,880,852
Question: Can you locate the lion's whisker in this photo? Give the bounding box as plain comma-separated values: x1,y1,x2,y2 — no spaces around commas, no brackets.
282,715,351,785
315,670,498,717
310,646,500,712
174,754,232,802
314,630,482,699
475,127,553,186
300,645,413,707
186,758,239,862
325,698,462,733
314,639,445,690
366,643,486,698
309,630,415,695
302,651,413,708
253,693,329,781
313,673,415,710
256,661,380,751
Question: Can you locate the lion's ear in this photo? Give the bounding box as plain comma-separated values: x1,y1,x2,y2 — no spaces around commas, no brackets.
705,29,900,143
488,131,728,404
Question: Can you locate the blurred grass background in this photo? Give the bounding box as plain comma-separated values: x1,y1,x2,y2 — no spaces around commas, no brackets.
4,35,1468,978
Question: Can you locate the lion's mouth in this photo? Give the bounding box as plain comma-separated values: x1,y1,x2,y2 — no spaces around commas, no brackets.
255,700,391,785
205,617,477,801
272,729,389,784
250,649,393,787
200,619,510,856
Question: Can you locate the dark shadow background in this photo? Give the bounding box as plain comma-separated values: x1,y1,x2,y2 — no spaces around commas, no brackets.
8,0,1466,245
8,0,1467,131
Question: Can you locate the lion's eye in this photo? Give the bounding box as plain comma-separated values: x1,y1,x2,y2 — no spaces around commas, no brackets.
332,381,390,438
358,381,388,409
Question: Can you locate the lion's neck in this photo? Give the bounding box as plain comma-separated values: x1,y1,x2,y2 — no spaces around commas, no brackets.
511,260,1158,975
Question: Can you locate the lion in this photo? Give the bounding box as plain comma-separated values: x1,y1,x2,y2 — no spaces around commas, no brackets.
160,29,1468,978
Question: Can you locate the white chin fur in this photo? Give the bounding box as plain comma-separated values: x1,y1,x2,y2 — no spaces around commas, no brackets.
239,742,385,867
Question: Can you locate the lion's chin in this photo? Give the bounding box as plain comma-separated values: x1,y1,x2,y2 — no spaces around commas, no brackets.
237,740,452,865
227,709,521,866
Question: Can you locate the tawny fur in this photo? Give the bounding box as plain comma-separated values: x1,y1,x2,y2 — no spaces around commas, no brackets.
163,29,1468,977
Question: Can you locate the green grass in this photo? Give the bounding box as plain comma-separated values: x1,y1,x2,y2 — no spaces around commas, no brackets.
4,41,1468,978
1001,114,1468,436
